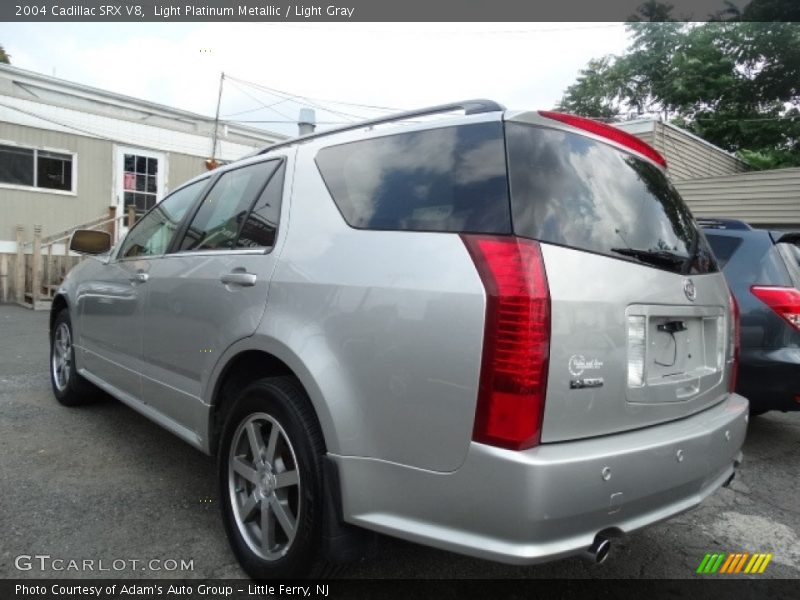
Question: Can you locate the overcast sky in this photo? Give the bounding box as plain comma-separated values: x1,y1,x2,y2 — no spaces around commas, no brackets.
0,22,631,136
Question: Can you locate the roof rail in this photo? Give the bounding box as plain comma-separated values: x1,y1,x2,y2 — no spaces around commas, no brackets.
697,218,752,231
250,99,505,156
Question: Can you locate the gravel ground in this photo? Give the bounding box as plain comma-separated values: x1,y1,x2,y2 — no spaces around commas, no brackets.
1,304,798,581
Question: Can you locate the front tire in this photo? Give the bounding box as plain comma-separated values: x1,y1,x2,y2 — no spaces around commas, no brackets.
218,376,334,579
50,309,97,406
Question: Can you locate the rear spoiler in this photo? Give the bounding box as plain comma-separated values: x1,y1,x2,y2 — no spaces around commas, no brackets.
773,232,800,245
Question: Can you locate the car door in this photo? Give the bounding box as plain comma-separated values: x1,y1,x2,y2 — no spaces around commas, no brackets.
139,156,289,434
77,178,208,400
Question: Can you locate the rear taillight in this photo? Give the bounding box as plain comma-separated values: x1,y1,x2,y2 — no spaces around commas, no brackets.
461,235,550,450
750,286,800,333
729,290,740,394
538,110,668,168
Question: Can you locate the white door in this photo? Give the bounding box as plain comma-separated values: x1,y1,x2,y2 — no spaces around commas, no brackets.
115,146,167,219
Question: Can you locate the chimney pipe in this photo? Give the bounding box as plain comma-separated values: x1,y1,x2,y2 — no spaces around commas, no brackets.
298,108,316,136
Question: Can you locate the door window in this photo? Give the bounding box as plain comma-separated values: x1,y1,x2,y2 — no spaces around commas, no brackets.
123,153,160,215
119,178,208,259
178,160,282,252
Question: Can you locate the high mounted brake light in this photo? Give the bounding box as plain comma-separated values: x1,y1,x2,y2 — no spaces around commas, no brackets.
461,235,551,450
538,110,668,168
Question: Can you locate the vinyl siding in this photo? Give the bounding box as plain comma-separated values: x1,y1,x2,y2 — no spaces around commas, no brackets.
651,122,747,181
0,122,113,243
674,167,800,227
617,120,748,181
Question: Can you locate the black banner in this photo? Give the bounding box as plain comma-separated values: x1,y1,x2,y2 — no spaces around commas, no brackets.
2,0,799,23
1,579,798,600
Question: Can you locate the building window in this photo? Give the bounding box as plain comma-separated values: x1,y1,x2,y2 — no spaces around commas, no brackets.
0,143,74,192
123,153,159,214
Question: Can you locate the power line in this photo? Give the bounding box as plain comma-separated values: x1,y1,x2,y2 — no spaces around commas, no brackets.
225,78,297,123
225,74,397,120
222,98,292,118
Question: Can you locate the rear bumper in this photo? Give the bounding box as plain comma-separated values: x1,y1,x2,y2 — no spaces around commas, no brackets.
335,393,749,565
738,347,800,412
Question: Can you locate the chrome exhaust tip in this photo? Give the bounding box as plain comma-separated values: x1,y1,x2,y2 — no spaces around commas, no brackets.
583,536,612,564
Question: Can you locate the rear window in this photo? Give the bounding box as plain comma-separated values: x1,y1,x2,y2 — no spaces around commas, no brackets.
315,122,511,234
777,242,800,287
705,234,743,268
506,122,716,274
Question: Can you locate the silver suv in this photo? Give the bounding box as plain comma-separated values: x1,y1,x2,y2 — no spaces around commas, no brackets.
51,100,748,578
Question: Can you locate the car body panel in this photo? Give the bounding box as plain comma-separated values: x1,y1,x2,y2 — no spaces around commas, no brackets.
73,256,145,401
336,393,747,564
541,243,732,443
704,226,800,411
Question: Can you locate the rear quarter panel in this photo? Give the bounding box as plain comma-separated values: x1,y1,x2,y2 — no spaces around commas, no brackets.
256,143,487,472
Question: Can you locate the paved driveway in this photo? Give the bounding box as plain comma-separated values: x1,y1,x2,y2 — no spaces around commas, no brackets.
1,304,798,580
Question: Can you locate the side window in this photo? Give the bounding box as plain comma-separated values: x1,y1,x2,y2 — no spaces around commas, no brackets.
705,234,742,269
314,122,511,233
119,178,207,259
235,162,285,249
178,160,279,252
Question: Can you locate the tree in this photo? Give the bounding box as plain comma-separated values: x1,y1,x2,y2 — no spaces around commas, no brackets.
557,2,800,168
0,45,10,64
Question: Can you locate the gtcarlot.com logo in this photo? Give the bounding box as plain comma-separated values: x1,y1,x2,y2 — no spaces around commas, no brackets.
14,554,194,572
696,552,773,574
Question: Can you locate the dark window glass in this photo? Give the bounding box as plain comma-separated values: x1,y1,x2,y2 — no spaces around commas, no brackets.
147,157,157,175
0,145,34,186
755,246,794,286
179,161,277,252
315,122,511,233
705,234,743,268
236,162,285,249
120,179,207,258
506,123,716,274
136,174,146,192
124,154,135,172
776,243,800,288
136,156,147,174
36,151,72,191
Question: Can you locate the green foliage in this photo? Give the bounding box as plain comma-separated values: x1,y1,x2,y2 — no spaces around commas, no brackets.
556,2,800,168
0,45,9,64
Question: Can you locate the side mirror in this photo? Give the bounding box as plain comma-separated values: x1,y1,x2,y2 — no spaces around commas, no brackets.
69,230,112,255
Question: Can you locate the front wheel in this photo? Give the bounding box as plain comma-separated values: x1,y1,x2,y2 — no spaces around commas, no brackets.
218,376,336,579
50,309,97,406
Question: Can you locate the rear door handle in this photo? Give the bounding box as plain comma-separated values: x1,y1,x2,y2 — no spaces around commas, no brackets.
220,271,257,287
131,272,149,284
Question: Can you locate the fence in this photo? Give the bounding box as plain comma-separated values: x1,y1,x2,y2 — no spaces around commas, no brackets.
1,205,137,309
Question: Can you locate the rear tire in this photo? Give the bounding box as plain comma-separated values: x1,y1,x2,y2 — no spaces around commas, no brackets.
218,376,338,579
50,309,98,406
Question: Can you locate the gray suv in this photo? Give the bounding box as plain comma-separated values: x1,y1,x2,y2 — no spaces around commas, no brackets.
50,100,748,578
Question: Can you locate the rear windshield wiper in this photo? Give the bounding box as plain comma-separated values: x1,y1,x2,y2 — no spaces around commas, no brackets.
610,247,689,270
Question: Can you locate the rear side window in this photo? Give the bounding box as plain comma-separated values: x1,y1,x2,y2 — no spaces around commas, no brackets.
315,122,511,233
179,160,281,251
776,242,800,287
705,234,743,268
506,123,716,274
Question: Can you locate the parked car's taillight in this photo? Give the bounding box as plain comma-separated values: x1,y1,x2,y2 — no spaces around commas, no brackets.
461,235,550,450
729,290,740,394
750,286,800,333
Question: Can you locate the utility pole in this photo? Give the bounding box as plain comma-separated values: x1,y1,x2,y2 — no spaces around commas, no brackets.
208,72,224,169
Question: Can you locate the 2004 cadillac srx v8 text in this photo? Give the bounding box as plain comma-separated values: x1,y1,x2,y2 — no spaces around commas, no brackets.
50,100,748,578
